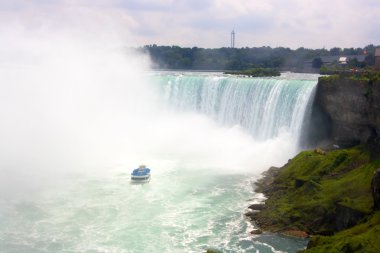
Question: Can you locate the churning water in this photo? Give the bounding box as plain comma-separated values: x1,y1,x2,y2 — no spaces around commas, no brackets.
155,72,316,141
0,165,310,253
0,28,317,253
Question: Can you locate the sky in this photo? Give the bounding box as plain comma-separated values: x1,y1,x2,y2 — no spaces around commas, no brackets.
1,0,380,49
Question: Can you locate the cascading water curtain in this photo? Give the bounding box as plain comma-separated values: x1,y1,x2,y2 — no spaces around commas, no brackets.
154,74,317,142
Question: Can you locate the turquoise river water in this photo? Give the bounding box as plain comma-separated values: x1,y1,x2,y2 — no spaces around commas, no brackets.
0,70,318,253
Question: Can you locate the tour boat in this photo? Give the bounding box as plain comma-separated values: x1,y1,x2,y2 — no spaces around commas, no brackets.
131,165,151,183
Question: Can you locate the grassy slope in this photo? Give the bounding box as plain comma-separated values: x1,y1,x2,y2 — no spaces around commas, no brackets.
253,145,380,252
301,212,380,253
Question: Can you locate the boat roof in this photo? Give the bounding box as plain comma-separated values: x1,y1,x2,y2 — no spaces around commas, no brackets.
132,167,150,175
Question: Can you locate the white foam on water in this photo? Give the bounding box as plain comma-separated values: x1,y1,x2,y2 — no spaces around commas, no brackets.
0,8,311,253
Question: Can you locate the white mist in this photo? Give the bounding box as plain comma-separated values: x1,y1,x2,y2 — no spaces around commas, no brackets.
0,10,312,253
0,25,302,195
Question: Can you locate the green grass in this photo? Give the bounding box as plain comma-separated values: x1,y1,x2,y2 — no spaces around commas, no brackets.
254,145,380,236
319,71,380,83
224,68,280,77
319,75,339,82
302,212,380,253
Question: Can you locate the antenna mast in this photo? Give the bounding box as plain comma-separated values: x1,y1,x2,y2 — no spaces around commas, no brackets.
231,30,235,48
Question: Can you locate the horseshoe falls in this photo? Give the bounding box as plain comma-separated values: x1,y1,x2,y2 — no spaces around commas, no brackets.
0,35,318,252
157,73,316,142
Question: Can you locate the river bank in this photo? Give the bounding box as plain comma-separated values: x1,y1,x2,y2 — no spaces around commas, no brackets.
246,144,380,252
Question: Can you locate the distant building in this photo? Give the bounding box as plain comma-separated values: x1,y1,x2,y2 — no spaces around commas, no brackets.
375,48,380,70
339,57,348,65
303,55,366,71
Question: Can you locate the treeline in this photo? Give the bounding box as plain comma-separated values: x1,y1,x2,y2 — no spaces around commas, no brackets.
138,44,378,71
224,68,280,77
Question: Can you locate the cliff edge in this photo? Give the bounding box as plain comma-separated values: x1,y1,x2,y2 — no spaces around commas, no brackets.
247,74,380,252
307,74,380,155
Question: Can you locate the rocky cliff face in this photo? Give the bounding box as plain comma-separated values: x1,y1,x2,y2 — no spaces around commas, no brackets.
308,76,380,150
372,168,380,210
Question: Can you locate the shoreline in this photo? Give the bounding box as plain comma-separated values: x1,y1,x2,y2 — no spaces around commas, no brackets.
246,166,310,239
245,146,380,252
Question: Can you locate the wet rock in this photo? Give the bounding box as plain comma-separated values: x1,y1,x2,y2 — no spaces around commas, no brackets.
372,168,380,210
250,229,262,235
254,166,280,193
335,203,366,231
307,78,380,147
248,204,265,211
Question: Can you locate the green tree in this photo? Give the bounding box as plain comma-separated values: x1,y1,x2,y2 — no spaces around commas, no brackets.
312,57,323,68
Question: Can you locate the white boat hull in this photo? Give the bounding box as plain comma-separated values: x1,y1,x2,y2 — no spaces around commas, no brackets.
131,175,151,183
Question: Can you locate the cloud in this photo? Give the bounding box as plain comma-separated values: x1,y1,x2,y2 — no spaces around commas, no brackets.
125,0,380,48
1,0,380,48
0,1,142,48
213,0,273,17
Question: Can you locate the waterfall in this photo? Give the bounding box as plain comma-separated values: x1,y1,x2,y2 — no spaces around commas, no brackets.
0,12,316,253
154,73,317,142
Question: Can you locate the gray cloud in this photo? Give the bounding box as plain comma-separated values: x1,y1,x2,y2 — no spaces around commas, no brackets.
1,0,380,48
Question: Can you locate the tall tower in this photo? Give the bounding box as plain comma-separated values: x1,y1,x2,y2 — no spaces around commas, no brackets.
231,30,235,48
